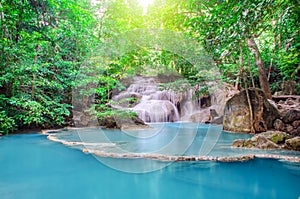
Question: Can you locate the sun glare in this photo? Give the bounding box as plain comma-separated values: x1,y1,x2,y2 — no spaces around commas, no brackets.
137,0,154,14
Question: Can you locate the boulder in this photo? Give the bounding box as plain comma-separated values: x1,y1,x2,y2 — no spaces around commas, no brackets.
252,135,280,150
232,131,300,151
274,96,300,115
211,116,224,125
285,137,300,151
292,120,300,128
232,139,254,148
285,124,295,134
273,116,299,135
98,113,149,129
283,109,300,123
273,119,285,131
190,109,211,123
117,116,149,130
259,131,291,144
98,116,118,128
223,89,280,133
297,126,300,135
232,134,280,150
232,139,244,148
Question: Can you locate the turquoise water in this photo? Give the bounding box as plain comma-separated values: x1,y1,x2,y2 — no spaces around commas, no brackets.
0,133,300,199
49,123,300,159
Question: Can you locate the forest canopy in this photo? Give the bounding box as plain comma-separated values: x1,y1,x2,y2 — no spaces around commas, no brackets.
0,0,299,134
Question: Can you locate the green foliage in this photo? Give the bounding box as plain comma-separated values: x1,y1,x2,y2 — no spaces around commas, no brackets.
95,76,124,104
1,0,299,133
159,78,210,99
107,48,197,78
279,49,300,80
185,0,299,94
159,79,190,92
269,133,291,144
96,105,139,128
98,0,205,78
96,108,138,120
10,94,71,127
0,110,16,135
0,0,97,133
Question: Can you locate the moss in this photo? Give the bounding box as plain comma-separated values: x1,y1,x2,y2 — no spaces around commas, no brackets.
269,133,291,144
243,140,253,148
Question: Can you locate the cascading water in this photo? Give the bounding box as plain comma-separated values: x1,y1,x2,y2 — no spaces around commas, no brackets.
134,100,180,122
179,88,202,121
112,76,202,123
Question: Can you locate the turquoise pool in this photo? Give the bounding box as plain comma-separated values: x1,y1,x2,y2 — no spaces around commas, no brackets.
0,124,300,199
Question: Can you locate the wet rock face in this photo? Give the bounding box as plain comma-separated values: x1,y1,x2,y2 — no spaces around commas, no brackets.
223,89,280,133
190,109,210,123
223,104,251,133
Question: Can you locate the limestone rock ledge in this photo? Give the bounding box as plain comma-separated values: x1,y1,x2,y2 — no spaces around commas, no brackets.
82,149,300,163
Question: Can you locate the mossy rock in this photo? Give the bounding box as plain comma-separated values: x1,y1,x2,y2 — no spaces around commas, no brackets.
285,137,300,151
259,131,291,144
269,133,289,144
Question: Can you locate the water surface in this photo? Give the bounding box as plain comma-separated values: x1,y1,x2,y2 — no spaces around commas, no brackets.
0,130,300,199
49,123,300,159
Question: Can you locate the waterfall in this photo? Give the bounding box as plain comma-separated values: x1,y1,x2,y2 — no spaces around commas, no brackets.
133,100,180,122
180,89,201,121
110,76,238,123
112,76,204,123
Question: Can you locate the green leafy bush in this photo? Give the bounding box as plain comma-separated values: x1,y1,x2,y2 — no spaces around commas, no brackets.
0,111,16,135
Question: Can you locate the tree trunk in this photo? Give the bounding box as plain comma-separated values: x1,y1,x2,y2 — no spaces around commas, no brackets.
246,37,272,99
240,44,254,133
234,75,239,90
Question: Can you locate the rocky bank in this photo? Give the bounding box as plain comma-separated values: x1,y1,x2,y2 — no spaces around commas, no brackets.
229,94,300,151
232,131,300,151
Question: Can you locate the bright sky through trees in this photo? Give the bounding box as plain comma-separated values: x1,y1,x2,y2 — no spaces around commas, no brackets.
137,0,154,14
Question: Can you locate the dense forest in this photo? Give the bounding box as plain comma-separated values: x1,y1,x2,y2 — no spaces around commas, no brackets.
0,0,299,134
